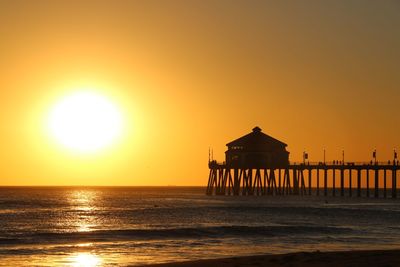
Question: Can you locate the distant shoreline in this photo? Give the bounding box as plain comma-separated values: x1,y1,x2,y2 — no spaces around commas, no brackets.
138,249,400,267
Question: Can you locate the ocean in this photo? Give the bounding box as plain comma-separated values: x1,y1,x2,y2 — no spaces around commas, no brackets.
0,187,399,266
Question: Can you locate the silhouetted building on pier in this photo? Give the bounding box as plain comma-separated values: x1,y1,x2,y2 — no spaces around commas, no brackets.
225,127,289,168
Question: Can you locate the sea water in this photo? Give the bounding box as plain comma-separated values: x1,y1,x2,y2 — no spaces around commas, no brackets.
0,187,399,266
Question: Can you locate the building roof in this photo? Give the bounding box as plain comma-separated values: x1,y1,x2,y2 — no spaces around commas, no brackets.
226,127,287,148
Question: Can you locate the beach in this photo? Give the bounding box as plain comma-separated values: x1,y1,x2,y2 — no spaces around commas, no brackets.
141,250,400,267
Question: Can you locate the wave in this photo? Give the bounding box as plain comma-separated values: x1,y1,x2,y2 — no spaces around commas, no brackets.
0,225,354,246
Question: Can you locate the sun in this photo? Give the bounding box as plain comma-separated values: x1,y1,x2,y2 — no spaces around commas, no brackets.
48,91,123,153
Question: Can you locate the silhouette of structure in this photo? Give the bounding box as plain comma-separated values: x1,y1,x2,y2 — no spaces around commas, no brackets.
207,127,399,198
225,127,289,169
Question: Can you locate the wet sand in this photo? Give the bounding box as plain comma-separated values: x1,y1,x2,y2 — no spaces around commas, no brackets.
139,249,400,267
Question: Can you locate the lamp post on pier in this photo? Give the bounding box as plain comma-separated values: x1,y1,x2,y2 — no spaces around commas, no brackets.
342,150,345,165
303,151,308,165
373,149,377,165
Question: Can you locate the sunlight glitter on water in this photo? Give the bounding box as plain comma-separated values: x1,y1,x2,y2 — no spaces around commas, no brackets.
68,253,102,267
69,190,97,208
67,190,99,232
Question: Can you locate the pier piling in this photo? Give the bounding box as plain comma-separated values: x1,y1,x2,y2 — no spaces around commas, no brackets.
207,162,400,198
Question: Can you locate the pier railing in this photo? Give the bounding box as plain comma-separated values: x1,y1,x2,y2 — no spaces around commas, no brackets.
291,161,399,166
209,160,399,168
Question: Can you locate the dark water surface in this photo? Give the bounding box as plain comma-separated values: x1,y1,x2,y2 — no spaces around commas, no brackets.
0,187,399,266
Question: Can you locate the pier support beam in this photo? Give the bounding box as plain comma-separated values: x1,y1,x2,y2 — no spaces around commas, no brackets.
366,169,370,197
392,169,397,198
206,169,214,195
317,169,320,196
278,169,282,195
332,169,336,197
299,169,306,195
324,168,328,197
293,168,299,195
357,169,361,197
349,169,352,197
384,170,387,198
233,169,240,195
374,169,379,198
284,169,291,195
340,168,344,197
270,169,275,195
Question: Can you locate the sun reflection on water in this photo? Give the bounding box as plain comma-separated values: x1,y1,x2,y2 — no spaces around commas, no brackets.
69,253,102,267
60,191,108,266
72,190,96,209
67,190,99,232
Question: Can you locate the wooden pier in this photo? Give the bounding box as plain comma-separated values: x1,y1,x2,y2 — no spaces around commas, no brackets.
206,161,400,198
207,127,399,198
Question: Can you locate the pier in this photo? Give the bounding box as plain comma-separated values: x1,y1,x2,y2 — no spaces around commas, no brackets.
206,127,399,198
207,161,399,198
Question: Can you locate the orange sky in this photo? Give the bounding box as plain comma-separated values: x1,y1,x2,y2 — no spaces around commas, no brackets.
0,1,399,185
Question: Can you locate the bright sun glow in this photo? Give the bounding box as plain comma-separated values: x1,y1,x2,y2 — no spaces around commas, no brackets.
48,91,123,153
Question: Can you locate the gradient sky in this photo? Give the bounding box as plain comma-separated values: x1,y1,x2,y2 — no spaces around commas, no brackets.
0,0,399,185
